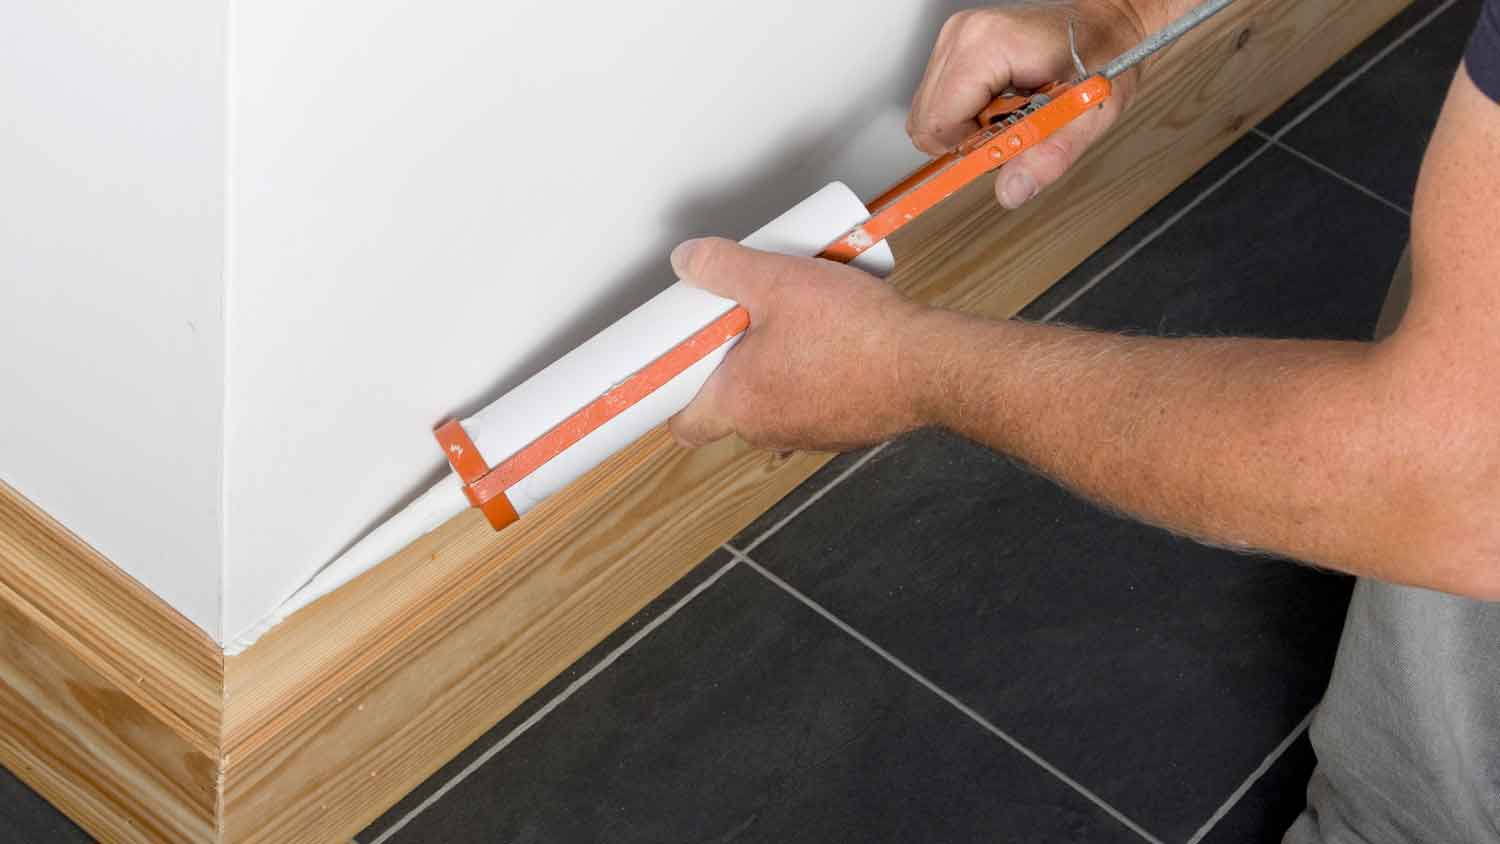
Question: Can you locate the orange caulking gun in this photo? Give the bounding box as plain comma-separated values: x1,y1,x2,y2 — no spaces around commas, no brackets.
437,0,1236,530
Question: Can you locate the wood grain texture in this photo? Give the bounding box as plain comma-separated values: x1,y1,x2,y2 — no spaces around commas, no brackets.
220,2,1410,842
0,481,220,843
0,482,221,753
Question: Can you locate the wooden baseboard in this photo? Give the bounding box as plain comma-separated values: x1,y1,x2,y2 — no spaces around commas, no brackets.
0,481,221,843
1,2,1411,841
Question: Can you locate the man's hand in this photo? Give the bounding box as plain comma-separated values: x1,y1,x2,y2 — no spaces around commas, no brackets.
667,237,931,452
908,2,1148,208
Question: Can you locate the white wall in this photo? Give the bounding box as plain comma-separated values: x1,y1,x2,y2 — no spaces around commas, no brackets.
0,0,964,644
0,1,226,636
222,0,953,641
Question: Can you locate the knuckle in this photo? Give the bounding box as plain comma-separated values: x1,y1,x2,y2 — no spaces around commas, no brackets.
992,25,1033,60
912,113,949,143
669,414,699,445
952,22,986,53
1041,135,1073,167
763,284,796,315
951,11,1001,51
938,11,971,40
1024,138,1072,183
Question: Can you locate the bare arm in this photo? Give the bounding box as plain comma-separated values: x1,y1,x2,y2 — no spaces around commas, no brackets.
669,66,1500,599
913,66,1500,596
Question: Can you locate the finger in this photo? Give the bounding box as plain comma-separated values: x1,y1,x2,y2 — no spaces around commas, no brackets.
993,96,1122,209
670,237,801,312
907,18,964,155
909,51,1013,156
667,371,736,448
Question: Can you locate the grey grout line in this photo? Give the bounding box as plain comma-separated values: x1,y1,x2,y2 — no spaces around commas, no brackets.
1252,128,1411,217
363,555,743,844
1042,0,1460,321
726,546,1168,844
1184,707,1317,844
1268,0,1463,143
1037,139,1274,321
739,442,891,554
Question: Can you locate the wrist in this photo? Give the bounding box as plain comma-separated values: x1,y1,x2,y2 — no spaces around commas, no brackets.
1082,0,1153,90
894,306,973,431
1086,0,1153,45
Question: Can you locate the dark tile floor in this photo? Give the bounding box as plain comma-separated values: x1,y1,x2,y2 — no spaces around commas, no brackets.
1199,733,1319,844
1276,0,1484,210
0,2,1482,841
0,766,90,843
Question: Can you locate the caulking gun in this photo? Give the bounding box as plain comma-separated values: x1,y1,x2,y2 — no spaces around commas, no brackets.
436,0,1240,530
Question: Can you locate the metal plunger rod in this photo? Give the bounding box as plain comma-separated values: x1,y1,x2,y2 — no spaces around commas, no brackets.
1102,0,1237,80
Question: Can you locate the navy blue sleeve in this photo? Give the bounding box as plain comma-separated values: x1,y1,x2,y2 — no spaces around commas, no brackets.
1467,0,1500,102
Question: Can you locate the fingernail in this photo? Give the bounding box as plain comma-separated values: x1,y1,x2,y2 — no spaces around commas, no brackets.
670,238,704,277
1000,170,1038,209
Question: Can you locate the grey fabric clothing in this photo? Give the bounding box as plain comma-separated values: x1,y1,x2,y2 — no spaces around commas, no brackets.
1285,580,1500,843
1373,244,1412,341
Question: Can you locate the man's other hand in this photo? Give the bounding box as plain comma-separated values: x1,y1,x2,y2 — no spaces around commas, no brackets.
908,2,1146,208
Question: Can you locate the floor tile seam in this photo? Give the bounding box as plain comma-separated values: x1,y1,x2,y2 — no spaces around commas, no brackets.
726,546,1168,844
1046,0,1463,322
1037,138,1275,322
1268,0,1465,143
361,555,744,844
1182,706,1317,844
740,441,892,555
1250,128,1413,217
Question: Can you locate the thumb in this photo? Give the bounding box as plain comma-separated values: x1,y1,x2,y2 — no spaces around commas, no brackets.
994,97,1121,209
670,237,789,308
667,368,736,448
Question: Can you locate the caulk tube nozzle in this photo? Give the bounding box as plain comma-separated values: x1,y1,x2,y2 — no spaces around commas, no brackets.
225,474,468,653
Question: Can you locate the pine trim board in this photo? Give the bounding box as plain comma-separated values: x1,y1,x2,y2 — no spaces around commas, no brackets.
0,481,221,843
0,1,1411,840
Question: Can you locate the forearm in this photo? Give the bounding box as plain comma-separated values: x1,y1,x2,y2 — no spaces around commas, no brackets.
900,311,1487,595
671,47,1500,597
881,65,1500,598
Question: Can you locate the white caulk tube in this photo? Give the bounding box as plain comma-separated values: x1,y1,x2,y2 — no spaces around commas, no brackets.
229,182,891,653
462,181,894,515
